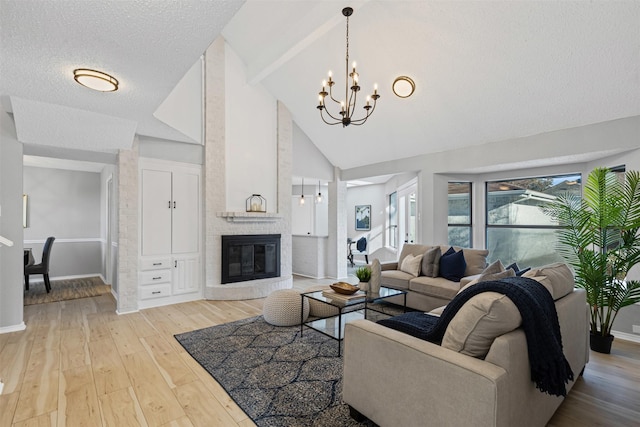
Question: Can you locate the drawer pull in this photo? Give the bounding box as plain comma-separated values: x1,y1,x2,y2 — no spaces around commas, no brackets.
152,276,162,280
152,262,162,266
152,291,161,295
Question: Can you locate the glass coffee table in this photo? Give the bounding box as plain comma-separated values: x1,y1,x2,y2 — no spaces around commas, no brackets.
300,286,407,355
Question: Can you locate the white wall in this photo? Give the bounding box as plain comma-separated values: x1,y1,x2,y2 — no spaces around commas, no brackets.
100,165,117,293
340,116,640,338
0,112,25,332
153,57,203,145
346,184,387,262
292,122,334,181
138,135,203,165
23,166,103,279
291,183,329,236
225,43,277,213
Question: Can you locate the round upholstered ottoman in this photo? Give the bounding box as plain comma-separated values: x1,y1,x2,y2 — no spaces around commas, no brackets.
304,284,339,318
263,289,309,326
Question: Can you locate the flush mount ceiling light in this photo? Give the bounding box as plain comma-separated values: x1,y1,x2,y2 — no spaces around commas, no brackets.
317,7,380,127
73,68,119,92
392,76,415,98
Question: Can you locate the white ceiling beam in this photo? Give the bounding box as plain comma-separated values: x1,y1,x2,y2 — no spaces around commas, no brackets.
246,0,371,85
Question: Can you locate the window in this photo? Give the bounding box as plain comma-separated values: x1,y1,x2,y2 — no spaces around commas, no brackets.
388,191,398,248
448,182,472,247
486,173,581,268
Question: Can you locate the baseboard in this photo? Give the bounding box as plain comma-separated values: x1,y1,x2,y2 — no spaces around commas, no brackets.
26,273,105,284
116,308,139,315
612,330,640,344
0,322,26,335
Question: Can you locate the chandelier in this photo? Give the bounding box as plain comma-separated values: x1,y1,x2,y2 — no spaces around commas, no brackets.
317,7,379,127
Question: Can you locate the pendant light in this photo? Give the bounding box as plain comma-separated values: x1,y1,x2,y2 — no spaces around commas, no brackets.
299,178,305,205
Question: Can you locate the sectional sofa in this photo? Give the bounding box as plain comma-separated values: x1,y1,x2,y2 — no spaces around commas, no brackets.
344,262,589,427
380,243,489,311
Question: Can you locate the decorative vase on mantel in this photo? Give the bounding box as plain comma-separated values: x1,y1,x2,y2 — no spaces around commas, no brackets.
590,333,614,354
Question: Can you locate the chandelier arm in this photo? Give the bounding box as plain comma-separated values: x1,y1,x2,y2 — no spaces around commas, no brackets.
319,110,344,125
350,100,378,125
327,84,342,105
321,106,344,122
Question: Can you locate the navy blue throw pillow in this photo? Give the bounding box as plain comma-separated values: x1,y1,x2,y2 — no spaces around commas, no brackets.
439,247,467,282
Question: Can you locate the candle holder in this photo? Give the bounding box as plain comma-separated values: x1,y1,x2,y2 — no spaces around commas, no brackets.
246,194,267,212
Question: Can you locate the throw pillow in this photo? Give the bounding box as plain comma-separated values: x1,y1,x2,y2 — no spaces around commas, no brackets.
400,253,423,277
507,262,532,276
478,268,516,283
439,247,467,282
441,292,522,358
522,263,574,300
456,263,515,295
481,260,505,276
421,246,441,277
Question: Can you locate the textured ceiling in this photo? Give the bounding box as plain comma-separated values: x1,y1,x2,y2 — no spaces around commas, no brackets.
0,0,243,151
2,1,639,171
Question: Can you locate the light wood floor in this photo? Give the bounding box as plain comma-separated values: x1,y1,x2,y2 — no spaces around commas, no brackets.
0,291,638,427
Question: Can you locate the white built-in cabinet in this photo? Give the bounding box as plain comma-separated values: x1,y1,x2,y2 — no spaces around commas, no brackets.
138,159,202,308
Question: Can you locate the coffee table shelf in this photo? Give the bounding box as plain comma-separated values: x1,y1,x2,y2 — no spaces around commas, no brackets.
300,286,407,355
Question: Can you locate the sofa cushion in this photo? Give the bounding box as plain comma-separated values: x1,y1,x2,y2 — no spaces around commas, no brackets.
461,248,490,276
441,292,522,358
397,244,432,271
409,276,461,300
439,247,467,282
421,246,441,278
522,262,574,300
400,253,423,276
380,270,413,290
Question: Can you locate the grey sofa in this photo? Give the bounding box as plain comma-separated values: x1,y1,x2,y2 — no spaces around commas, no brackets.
380,243,489,311
343,262,589,427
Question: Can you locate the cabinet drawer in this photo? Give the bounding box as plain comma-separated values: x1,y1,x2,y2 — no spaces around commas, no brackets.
140,258,172,271
140,283,172,300
140,269,172,285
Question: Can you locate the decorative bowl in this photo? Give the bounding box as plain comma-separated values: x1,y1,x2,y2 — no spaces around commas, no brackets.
330,282,360,295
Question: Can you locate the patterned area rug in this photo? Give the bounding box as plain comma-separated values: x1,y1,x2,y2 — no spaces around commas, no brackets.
24,276,111,305
175,315,378,427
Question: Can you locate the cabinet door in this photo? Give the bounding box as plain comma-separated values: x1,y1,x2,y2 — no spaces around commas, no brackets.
141,169,172,255
171,171,200,254
173,256,199,295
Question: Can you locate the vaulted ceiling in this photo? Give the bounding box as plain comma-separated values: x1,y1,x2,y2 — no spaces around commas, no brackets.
2,1,639,170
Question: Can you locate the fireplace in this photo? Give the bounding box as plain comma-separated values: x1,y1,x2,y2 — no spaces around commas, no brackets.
221,234,281,284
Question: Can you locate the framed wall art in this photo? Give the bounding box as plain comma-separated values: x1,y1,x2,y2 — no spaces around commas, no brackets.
355,204,371,231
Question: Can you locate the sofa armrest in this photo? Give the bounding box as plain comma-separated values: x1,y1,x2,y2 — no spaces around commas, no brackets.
343,319,509,427
380,261,398,271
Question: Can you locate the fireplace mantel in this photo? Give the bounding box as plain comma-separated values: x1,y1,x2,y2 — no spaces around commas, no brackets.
217,212,282,223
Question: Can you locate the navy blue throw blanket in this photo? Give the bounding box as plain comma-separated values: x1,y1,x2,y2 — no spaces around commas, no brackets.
378,276,574,397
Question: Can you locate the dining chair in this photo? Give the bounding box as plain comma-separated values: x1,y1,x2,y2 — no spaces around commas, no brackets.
24,236,55,293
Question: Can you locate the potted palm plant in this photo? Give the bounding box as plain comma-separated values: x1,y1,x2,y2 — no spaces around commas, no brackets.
543,167,640,353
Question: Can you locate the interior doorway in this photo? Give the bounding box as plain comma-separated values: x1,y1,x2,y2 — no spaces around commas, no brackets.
397,179,418,255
